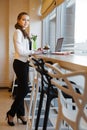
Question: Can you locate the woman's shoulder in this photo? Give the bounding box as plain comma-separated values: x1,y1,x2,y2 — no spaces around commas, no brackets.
15,29,22,33
14,29,23,36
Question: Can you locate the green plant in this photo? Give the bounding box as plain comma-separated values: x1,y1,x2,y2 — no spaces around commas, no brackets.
31,34,37,41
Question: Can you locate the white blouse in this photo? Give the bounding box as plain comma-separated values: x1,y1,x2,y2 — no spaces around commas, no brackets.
13,29,34,62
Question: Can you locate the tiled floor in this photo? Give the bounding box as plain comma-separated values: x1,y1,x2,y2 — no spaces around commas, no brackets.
0,89,26,130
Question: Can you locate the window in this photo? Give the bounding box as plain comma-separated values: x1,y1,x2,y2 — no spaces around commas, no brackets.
74,0,87,55
42,9,56,52
42,0,75,52
75,0,87,43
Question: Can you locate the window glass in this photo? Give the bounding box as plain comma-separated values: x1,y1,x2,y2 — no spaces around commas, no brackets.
74,0,87,55
75,0,87,43
42,9,56,52
42,0,75,52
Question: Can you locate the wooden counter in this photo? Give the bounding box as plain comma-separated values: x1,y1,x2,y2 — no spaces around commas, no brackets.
34,54,87,72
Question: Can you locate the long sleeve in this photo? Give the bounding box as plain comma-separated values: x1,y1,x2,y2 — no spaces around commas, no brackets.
13,29,34,62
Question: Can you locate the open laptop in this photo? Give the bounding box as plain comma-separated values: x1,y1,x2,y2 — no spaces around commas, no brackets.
55,38,64,52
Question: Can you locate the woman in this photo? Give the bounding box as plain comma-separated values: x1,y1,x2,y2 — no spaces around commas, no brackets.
6,12,42,126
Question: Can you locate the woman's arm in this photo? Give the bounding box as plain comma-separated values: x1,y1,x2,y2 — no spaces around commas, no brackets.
13,29,36,56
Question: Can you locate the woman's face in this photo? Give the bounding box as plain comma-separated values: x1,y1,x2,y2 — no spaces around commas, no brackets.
17,14,30,29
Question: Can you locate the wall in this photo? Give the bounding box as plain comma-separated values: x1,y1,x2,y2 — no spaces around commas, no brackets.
0,0,41,87
29,0,42,48
0,0,9,87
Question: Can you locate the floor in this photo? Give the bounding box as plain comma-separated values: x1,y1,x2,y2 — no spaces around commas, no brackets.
0,89,26,130
0,89,57,130
0,89,70,130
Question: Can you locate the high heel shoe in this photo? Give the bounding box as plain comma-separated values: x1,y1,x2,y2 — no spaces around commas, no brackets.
17,116,27,125
6,112,15,126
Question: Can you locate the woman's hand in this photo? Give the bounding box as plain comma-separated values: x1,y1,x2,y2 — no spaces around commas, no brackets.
34,50,43,55
37,47,43,51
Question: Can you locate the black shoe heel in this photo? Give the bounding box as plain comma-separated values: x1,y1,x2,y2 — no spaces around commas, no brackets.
17,116,27,125
6,112,15,126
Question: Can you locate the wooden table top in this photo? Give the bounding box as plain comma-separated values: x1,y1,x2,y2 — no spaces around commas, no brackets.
34,54,87,72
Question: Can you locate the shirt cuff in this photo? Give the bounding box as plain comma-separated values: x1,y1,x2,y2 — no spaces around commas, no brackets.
32,50,35,54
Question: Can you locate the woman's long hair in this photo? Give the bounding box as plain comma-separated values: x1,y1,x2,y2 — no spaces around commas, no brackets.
14,12,32,50
15,23,29,36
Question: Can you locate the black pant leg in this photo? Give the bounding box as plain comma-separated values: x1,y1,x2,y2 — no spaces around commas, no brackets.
16,99,25,117
8,60,29,117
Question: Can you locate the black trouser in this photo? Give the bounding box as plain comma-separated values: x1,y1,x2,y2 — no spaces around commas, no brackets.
8,59,29,117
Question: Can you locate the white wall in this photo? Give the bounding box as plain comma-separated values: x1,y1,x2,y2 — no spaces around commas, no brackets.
0,0,41,87
29,0,42,48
